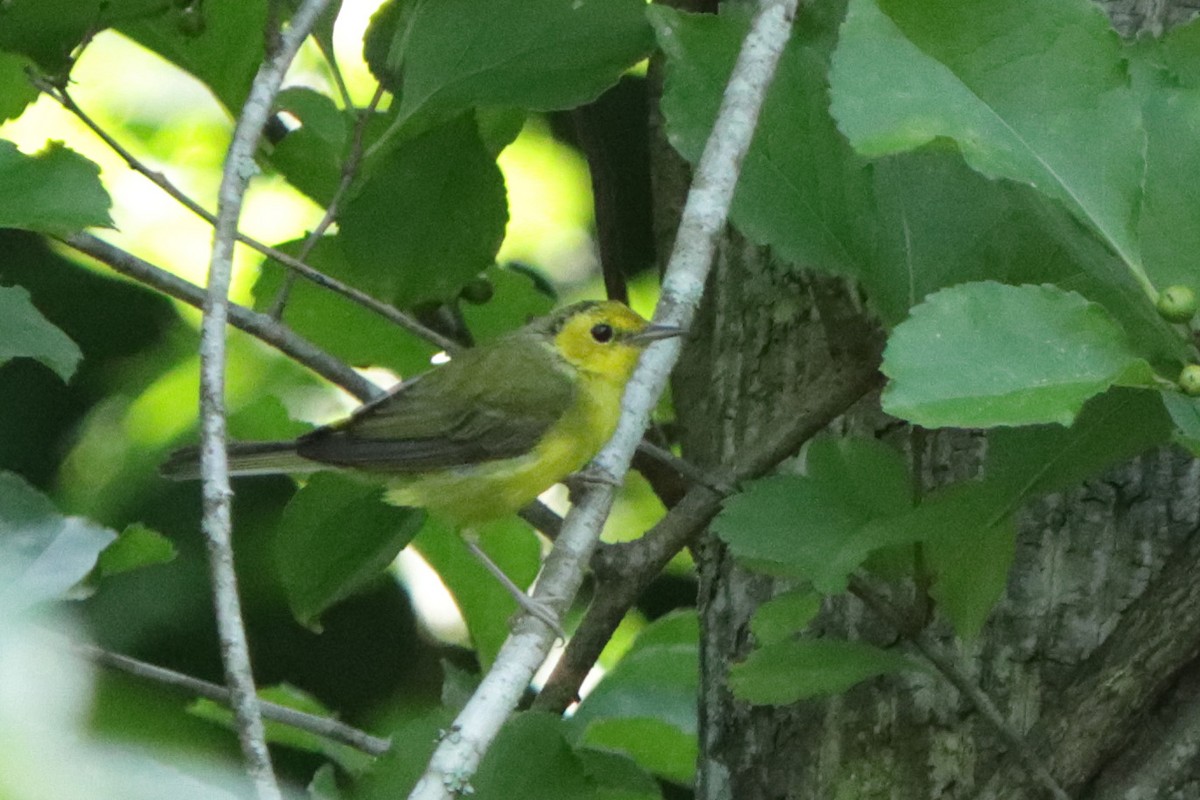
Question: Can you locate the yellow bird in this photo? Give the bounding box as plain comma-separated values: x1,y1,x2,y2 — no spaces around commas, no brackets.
163,301,680,625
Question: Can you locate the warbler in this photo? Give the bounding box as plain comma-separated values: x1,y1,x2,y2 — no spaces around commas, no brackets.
162,300,680,524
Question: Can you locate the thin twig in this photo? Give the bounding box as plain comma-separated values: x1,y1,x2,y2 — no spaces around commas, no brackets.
200,4,331,798
406,2,799,797
59,232,384,403
268,82,387,318
69,641,391,757
30,75,457,354
848,577,1071,800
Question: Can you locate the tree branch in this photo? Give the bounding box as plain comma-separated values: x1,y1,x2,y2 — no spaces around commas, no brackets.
69,641,391,757
30,74,457,354
406,1,800,796
199,4,331,797
536,359,881,713
59,232,384,403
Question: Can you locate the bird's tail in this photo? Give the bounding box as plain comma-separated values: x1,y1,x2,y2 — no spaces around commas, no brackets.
160,441,321,480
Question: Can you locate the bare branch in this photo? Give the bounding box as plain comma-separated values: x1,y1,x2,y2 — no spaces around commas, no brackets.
59,232,384,403
199,4,332,797
69,640,391,757
406,1,801,796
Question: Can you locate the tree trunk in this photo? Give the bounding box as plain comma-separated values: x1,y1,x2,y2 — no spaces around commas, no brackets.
662,4,1200,797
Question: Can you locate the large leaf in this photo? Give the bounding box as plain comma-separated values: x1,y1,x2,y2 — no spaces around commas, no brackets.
729,638,916,705
119,0,268,112
830,0,1150,293
275,473,426,629
881,283,1153,428
472,713,605,800
986,388,1172,497
0,0,165,73
338,115,508,308
0,52,38,123
712,438,913,593
412,516,541,669
366,0,653,125
0,140,112,235
0,471,116,613
652,5,873,278
0,285,82,381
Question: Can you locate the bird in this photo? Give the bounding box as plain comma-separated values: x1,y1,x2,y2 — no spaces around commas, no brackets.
162,300,682,629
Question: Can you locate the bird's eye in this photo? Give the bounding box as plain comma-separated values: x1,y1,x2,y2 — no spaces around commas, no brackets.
590,323,614,343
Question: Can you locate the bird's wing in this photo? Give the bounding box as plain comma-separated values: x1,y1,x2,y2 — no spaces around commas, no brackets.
295,338,576,471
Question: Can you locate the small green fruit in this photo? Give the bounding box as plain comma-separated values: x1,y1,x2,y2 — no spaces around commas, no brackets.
1180,364,1200,396
459,277,495,305
1158,285,1197,323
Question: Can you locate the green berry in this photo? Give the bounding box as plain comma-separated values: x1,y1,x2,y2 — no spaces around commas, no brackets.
1158,285,1197,323
1180,364,1200,396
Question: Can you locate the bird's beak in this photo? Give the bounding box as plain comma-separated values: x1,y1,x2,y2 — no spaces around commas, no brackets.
628,324,685,344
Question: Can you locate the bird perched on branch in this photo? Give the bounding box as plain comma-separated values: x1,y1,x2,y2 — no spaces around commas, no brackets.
163,300,681,630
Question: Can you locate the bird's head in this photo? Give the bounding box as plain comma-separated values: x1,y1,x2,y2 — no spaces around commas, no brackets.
539,300,682,382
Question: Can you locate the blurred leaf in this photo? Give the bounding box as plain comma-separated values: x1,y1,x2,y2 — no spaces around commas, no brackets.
986,388,1172,497
412,516,541,668
339,115,508,308
254,237,440,377
729,638,915,705
652,5,872,279
882,283,1152,428
0,52,38,122
0,284,83,381
190,683,372,774
0,471,116,613
581,718,694,787
575,748,663,800
0,0,165,73
276,473,426,629
750,589,822,646
0,140,112,235
712,438,913,592
366,0,653,125
1162,391,1200,457
473,713,599,800
119,0,267,112
268,87,352,205
354,707,453,800
830,0,1147,292
94,523,176,578
308,764,344,800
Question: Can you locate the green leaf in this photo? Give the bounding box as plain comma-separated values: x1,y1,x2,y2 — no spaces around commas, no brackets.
190,684,372,774
882,283,1151,428
913,482,1017,639
412,516,541,669
473,713,599,800
119,0,267,112
1162,391,1200,457
339,115,508,308
575,749,663,800
0,284,83,381
308,764,344,800
830,0,1149,292
0,471,116,613
366,0,653,125
267,88,352,206
712,438,913,592
580,718,695,787
0,52,38,123
275,473,426,629
0,140,112,235
0,0,166,73
750,590,822,646
253,237,440,378
729,638,915,705
652,5,873,278
986,388,1172,497
94,523,176,578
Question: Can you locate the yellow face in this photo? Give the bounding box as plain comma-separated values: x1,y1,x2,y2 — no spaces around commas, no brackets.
552,301,657,382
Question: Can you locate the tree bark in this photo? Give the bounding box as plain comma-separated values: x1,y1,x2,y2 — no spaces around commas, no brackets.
662,3,1200,797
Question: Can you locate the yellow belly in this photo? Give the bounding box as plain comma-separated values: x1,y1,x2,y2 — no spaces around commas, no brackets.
384,373,624,526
